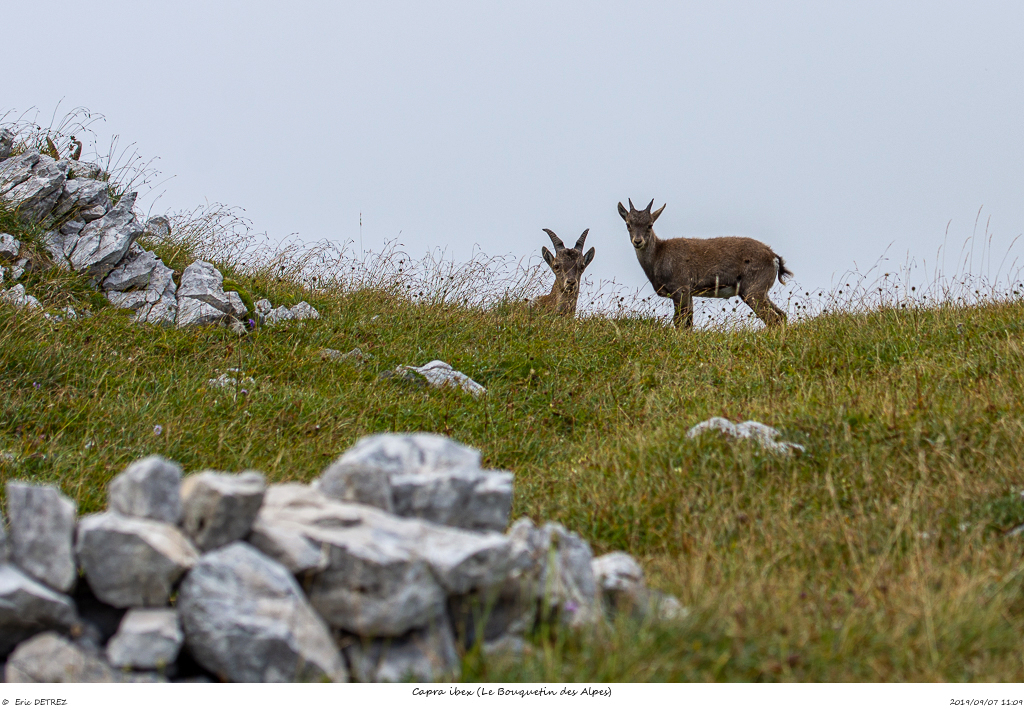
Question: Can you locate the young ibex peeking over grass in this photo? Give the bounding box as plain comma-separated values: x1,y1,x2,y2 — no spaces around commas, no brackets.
618,199,793,329
532,228,595,317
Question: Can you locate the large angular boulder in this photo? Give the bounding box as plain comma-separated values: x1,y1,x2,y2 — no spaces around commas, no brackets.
180,471,266,552
106,608,184,670
317,433,513,531
5,482,77,592
103,239,179,327
107,455,183,523
507,518,600,628
76,512,199,608
250,484,523,637
67,191,144,280
177,542,348,682
343,619,460,682
391,467,513,532
175,261,247,328
102,244,166,291
0,151,68,223
0,564,79,656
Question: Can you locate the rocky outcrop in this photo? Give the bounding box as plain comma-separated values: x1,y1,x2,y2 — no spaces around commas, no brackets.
0,149,318,331
0,433,684,682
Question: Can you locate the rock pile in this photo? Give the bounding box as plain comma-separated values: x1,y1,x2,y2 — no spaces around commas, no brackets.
0,132,318,331
0,433,682,683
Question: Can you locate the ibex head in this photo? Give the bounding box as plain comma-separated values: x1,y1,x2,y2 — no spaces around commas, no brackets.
541,228,595,300
617,199,666,250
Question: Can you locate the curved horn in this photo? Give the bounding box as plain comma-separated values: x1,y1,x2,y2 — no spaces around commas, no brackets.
628,198,636,211
644,199,655,214
542,228,565,251
574,228,590,250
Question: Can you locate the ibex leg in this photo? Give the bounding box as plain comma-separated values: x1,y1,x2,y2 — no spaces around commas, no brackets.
742,293,787,327
672,293,694,329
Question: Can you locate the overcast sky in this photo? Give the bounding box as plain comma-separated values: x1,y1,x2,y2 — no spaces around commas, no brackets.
5,1,1024,317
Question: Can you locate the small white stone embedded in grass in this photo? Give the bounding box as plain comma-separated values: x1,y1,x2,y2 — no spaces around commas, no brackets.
398,360,486,396
686,416,804,455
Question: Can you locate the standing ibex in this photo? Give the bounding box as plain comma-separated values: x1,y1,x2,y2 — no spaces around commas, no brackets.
532,228,595,317
618,199,792,328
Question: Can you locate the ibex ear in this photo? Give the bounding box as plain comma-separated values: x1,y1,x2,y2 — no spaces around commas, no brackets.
583,246,595,266
541,246,555,266
617,202,629,220
651,203,666,222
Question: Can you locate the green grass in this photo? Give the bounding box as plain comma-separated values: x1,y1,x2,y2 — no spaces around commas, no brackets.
4,135,1024,679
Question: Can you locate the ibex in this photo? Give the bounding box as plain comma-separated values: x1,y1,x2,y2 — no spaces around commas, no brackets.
532,228,595,317
618,199,792,328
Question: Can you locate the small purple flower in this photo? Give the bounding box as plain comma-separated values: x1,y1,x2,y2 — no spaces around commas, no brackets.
153,425,163,436
33,382,40,389
240,389,249,396
563,601,579,613
248,318,255,329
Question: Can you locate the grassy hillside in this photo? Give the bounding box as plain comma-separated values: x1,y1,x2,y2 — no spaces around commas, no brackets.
3,131,1024,680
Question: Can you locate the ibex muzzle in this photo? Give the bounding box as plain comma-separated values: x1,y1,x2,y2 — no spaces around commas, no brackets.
618,199,792,329
532,228,595,317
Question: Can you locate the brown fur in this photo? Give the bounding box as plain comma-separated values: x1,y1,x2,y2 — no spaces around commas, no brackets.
617,199,793,328
532,228,595,318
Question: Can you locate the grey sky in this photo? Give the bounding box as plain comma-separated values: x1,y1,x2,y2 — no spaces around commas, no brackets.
6,1,1024,317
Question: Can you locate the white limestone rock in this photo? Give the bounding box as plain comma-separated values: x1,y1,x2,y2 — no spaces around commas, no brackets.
180,471,266,552
66,159,106,180
250,485,445,636
143,215,171,240
177,542,348,682
177,261,241,316
102,244,163,291
263,301,319,325
76,512,199,608
68,191,144,280
175,296,228,328
0,564,79,656
508,518,600,628
344,619,460,682
252,483,522,636
5,632,118,683
592,551,648,616
107,455,183,524
400,360,486,396
0,151,68,223
106,608,184,670
317,433,512,531
1,284,42,311
5,482,77,592
0,232,19,259
52,177,111,223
